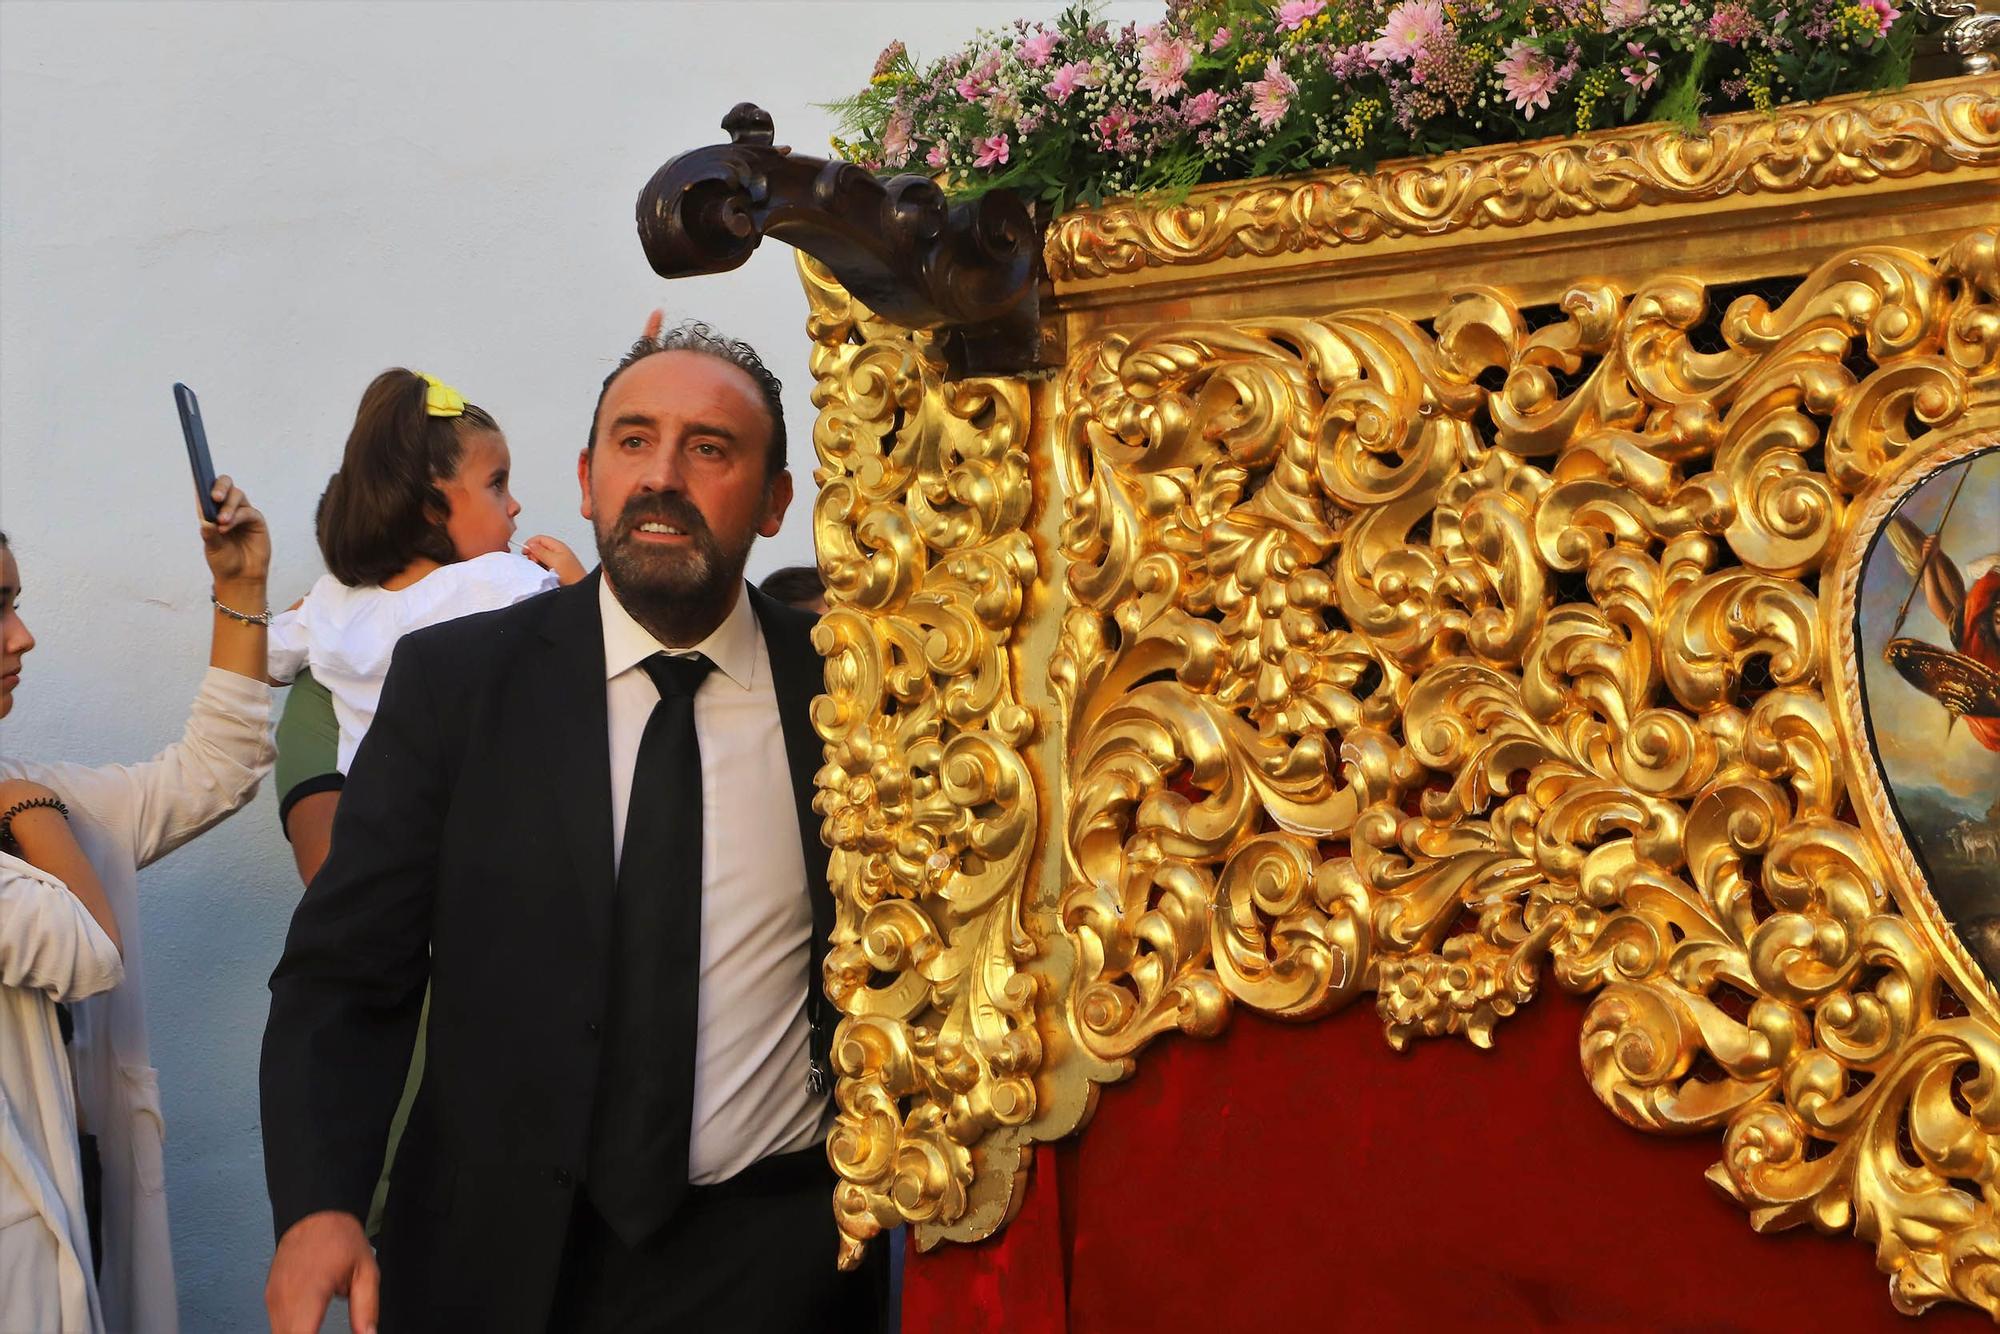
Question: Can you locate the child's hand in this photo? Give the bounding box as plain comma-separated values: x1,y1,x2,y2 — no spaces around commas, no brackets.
522,535,587,586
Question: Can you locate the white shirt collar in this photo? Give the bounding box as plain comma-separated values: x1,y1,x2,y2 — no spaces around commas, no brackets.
599,574,759,691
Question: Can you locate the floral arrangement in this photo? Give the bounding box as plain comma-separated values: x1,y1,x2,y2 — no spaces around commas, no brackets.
828,0,1931,212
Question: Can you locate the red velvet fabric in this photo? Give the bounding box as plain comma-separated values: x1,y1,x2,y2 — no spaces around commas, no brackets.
903,989,1986,1332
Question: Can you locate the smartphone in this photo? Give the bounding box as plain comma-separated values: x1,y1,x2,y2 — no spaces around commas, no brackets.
173,383,220,522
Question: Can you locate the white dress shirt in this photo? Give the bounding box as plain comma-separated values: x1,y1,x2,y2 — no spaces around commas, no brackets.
599,577,822,1184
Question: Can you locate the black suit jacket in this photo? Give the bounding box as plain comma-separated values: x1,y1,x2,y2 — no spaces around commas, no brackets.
260,574,833,1331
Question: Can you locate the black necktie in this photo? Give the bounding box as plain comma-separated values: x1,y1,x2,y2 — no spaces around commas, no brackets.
587,651,714,1244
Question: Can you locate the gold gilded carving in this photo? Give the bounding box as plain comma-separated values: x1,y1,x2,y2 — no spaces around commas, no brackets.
1051,227,2000,1314
1044,79,2000,281
803,72,2000,1313
801,256,1045,1269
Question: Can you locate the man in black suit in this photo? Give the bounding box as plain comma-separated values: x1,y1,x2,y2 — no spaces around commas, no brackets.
260,323,878,1333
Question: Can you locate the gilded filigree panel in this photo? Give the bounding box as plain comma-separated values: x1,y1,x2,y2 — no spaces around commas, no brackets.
801,256,1048,1267
804,78,2000,1318
1051,228,2000,1315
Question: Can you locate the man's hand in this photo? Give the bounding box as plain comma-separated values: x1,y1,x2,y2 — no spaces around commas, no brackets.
266,1211,377,1334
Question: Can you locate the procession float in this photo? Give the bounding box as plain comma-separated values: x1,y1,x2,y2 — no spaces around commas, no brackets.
641,0,2000,1323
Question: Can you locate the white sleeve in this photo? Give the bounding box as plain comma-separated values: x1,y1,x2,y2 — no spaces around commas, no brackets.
267,597,310,683
0,851,123,1001
414,552,558,629
23,667,276,870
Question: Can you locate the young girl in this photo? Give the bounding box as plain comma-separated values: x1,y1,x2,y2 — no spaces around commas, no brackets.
268,369,585,774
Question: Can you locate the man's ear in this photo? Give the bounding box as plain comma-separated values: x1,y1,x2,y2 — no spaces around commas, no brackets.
759,468,794,539
577,448,594,523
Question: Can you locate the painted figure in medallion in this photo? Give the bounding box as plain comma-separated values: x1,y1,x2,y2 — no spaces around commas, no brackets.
1859,449,2000,976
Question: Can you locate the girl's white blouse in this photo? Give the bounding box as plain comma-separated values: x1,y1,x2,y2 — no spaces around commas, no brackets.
269,552,557,772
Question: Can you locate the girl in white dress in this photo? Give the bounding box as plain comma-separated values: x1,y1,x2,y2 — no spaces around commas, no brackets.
268,369,586,774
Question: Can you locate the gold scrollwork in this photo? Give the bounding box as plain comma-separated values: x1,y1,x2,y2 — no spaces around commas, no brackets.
1043,78,2000,281
802,256,1044,1269
805,76,2000,1318
1051,226,2000,1314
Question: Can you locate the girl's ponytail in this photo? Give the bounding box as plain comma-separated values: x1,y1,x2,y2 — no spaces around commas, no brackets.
315,369,498,586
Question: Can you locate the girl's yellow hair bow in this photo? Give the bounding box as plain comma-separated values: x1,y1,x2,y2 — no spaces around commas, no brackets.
417,372,465,418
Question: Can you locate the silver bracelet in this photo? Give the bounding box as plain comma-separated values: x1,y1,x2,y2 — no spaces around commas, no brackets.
211,592,272,626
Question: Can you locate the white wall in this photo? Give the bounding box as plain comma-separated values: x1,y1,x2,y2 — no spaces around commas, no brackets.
0,1,1155,1328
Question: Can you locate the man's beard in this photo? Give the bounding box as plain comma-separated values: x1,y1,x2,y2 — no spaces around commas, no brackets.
595,492,755,646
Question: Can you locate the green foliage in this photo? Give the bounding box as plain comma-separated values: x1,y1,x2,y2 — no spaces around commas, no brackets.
1652,39,1712,129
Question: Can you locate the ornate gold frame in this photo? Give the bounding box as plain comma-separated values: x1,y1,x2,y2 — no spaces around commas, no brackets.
806,75,2000,1317
1829,428,2000,1018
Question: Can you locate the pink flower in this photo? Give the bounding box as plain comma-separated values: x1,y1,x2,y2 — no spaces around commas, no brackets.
1094,108,1140,153
1210,27,1232,50
1367,0,1447,64
1860,0,1900,28
1276,0,1328,30
1044,59,1099,101
1600,0,1651,26
955,53,1003,101
1248,57,1297,129
973,133,1010,169
1183,89,1224,126
1020,28,1060,67
881,110,913,163
1137,32,1195,98
1620,42,1659,92
1495,40,1563,119
1706,1,1759,45
1327,41,1373,80
871,40,906,80
926,142,950,169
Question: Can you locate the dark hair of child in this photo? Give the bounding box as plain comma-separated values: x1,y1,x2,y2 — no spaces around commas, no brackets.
316,369,500,587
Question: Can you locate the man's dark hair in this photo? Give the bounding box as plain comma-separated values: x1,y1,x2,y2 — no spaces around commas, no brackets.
588,320,786,474
758,564,823,609
316,369,501,587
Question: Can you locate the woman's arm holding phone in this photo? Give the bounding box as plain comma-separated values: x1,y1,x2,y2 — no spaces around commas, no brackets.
42,476,277,870
203,474,270,680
